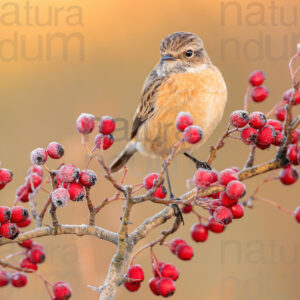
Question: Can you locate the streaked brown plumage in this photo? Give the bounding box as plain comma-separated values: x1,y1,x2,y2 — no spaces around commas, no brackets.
110,32,227,172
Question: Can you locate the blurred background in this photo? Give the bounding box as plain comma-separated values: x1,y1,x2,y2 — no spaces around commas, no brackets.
0,0,299,299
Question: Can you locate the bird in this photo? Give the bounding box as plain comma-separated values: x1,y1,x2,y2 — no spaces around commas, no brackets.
110,31,227,183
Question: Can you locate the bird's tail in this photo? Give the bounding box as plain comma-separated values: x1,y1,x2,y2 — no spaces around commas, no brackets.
110,142,137,173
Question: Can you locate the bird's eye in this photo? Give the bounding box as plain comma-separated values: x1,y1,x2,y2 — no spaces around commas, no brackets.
185,50,193,57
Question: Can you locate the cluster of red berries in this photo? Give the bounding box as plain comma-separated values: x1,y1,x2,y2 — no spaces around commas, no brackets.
143,173,167,199
175,112,203,144
0,206,30,239
31,142,65,166
19,240,45,271
76,113,116,150
248,70,269,103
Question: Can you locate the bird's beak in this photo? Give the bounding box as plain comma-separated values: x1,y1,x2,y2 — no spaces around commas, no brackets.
161,54,176,62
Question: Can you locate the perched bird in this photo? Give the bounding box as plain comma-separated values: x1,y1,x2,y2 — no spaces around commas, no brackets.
110,31,227,174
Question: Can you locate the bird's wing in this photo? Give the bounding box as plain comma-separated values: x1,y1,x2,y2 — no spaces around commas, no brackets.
130,71,166,139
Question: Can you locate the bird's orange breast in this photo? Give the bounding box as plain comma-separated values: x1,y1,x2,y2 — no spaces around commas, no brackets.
135,66,227,159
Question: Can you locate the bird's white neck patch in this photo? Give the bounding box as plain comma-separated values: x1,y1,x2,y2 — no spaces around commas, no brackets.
186,64,209,73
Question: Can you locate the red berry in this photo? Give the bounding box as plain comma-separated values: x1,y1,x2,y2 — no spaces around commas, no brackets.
0,168,13,185
124,281,141,292
160,264,179,281
143,173,159,190
175,112,193,132
256,141,270,150
295,90,300,105
230,110,249,128
230,203,244,219
291,129,300,144
208,200,221,215
98,116,116,135
52,188,70,207
275,107,287,121
193,168,215,188
16,185,31,203
27,165,43,177
279,165,298,185
241,127,258,145
126,264,144,283
20,257,38,271
208,217,225,233
0,271,10,287
11,272,27,288
28,247,45,264
267,119,282,131
191,223,209,242
46,142,65,159
294,206,300,223
67,183,85,201
153,185,167,199
0,206,11,223
59,164,80,183
182,204,193,214
170,238,186,254
153,261,165,277
18,239,33,249
249,70,265,86
79,169,97,187
273,130,284,146
226,180,246,199
251,86,269,102
26,173,42,190
94,133,114,150
17,218,31,228
283,89,300,104
0,223,19,239
256,125,276,146
218,168,238,186
149,277,160,295
53,281,72,299
175,244,193,260
220,191,238,207
30,148,47,165
287,145,300,165
156,277,176,297
0,183,5,190
183,125,203,144
76,113,95,134
249,111,267,129
10,206,28,223
213,206,233,225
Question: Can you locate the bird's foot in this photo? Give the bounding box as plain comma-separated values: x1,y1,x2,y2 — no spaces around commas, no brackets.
184,152,212,170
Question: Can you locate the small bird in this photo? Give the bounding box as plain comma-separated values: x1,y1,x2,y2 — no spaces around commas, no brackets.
110,32,227,176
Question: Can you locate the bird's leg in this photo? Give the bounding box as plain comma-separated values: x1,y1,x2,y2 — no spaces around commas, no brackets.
184,152,212,170
166,167,184,225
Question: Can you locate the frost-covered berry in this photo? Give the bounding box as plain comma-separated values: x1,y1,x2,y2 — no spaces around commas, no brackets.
68,183,85,201
0,271,10,287
53,281,72,299
170,238,186,254
256,125,276,146
291,130,300,144
249,111,267,129
98,116,116,135
175,112,193,132
79,169,97,187
10,206,28,223
160,264,179,281
208,217,225,233
267,119,282,131
51,188,70,207
46,142,65,159
124,281,141,292
11,272,27,288
283,89,300,104
273,131,284,146
251,86,269,102
17,218,31,228
226,180,246,199
16,185,31,203
28,247,45,264
0,168,13,185
59,164,80,183
126,265,144,283
94,134,114,150
230,203,244,219
287,145,300,165
191,223,208,242
249,70,265,86
149,277,160,295
0,206,11,223
182,203,193,214
230,110,249,128
20,257,38,271
26,173,42,190
175,244,193,260
218,168,238,186
0,222,19,239
275,107,287,121
143,173,159,190
76,113,95,134
153,185,167,199
279,165,298,185
213,206,233,225
183,125,203,144
220,191,238,207
156,277,176,297
27,165,43,177
18,239,33,249
193,168,215,188
30,148,47,165
241,127,258,145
